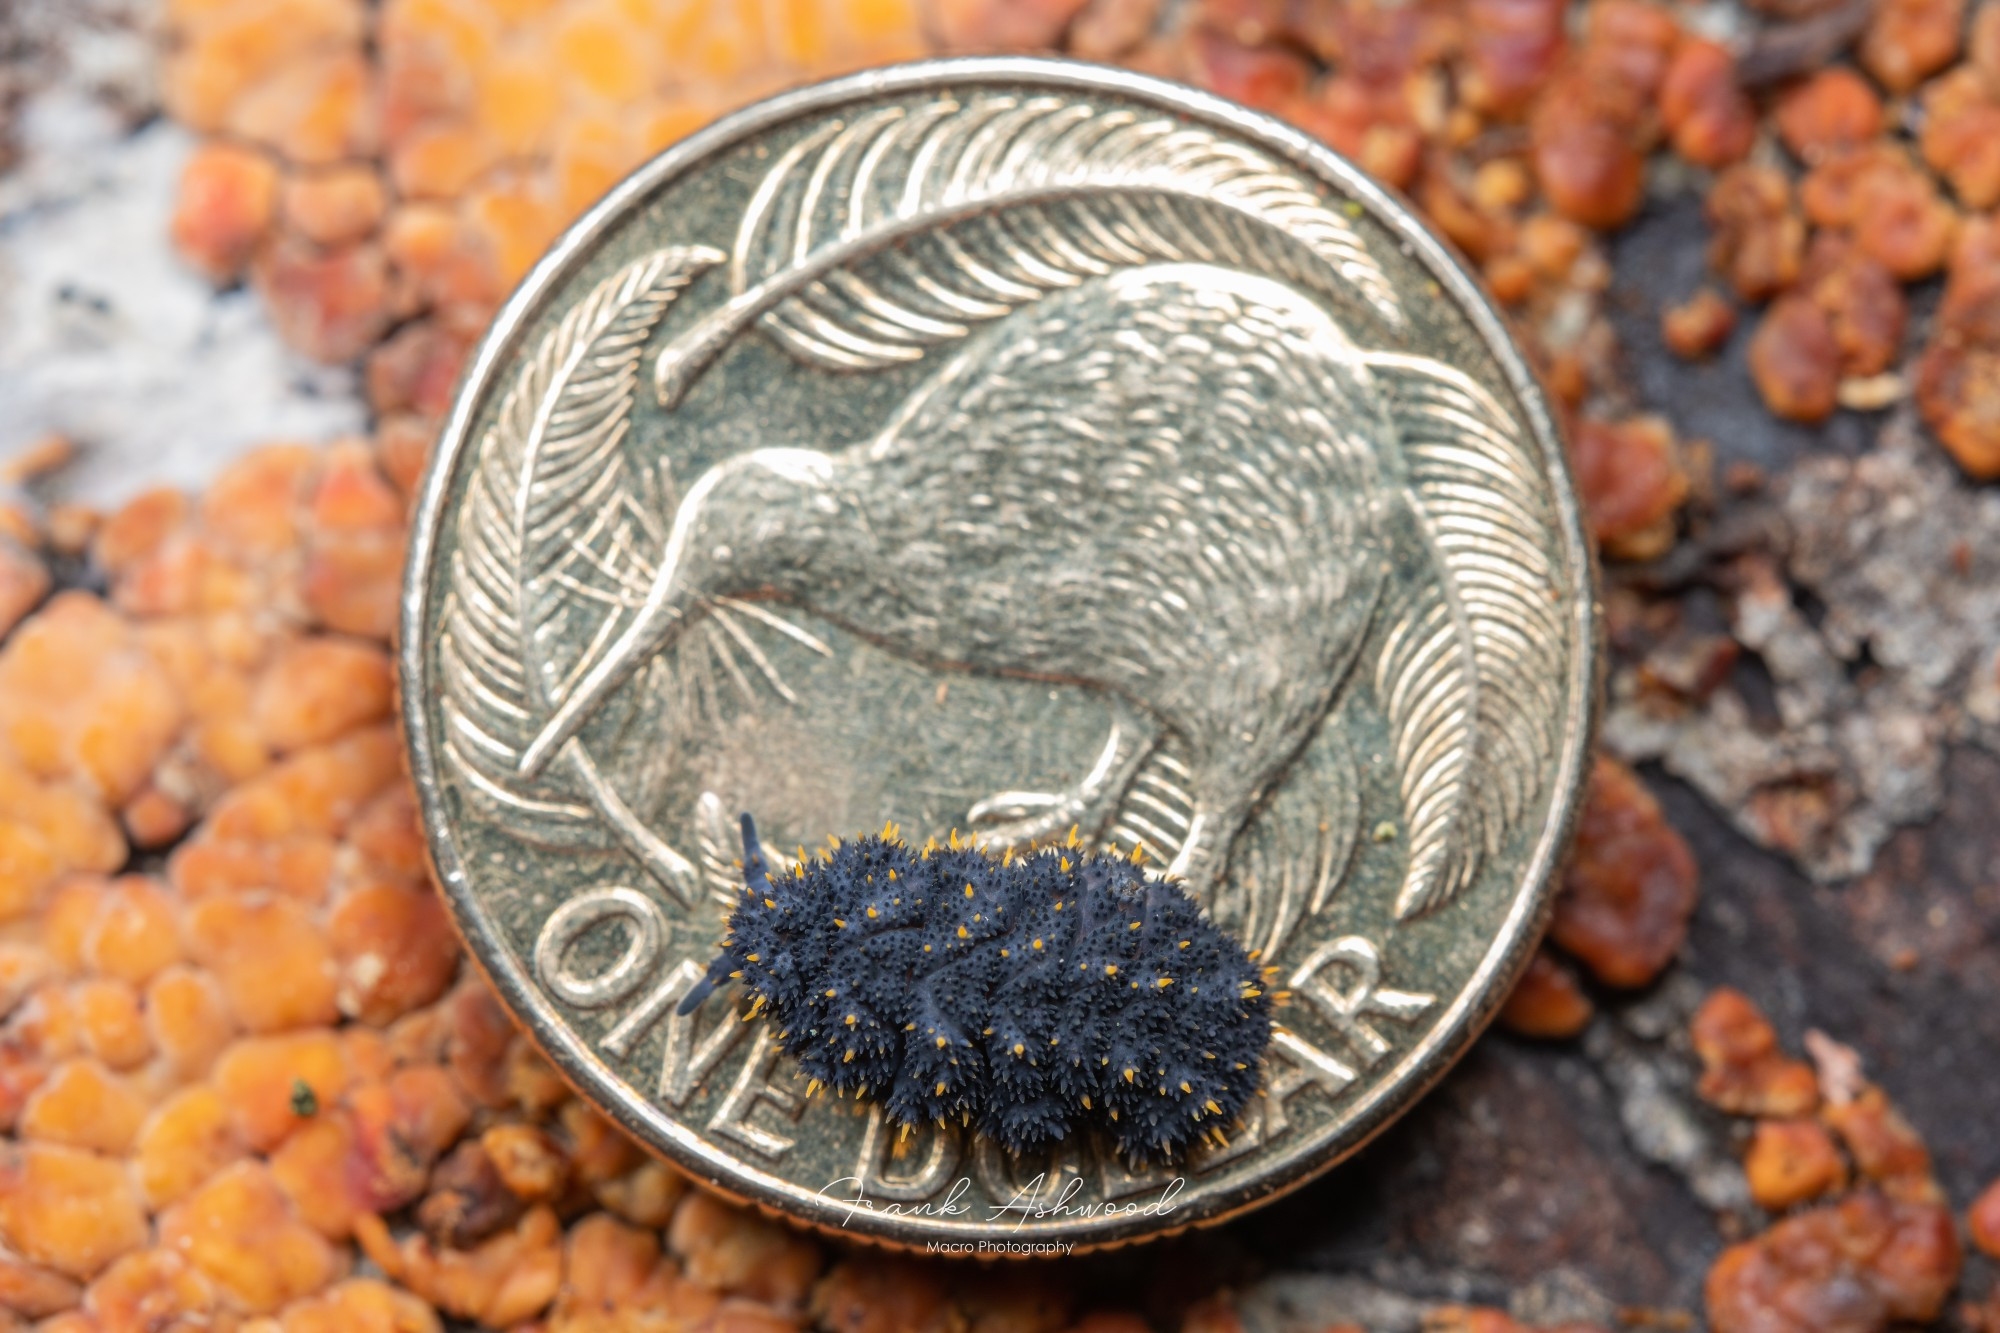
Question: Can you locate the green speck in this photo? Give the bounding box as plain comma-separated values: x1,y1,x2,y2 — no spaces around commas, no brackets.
1372,820,1399,844
290,1078,318,1118
1343,200,1364,218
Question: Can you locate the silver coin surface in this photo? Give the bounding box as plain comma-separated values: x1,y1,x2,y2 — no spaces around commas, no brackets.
401,57,1599,1253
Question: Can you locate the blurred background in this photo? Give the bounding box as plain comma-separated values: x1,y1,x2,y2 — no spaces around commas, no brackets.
1,1,1998,1329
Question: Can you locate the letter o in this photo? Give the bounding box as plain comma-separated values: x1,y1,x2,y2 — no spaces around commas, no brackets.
533,886,668,1009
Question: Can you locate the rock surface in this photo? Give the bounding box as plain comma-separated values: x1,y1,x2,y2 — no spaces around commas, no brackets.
4,1,2000,1331
0,0,363,506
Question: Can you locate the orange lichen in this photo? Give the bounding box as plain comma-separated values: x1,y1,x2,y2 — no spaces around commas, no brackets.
1920,65,2000,210
19,1058,147,1154
593,1158,688,1229
359,1203,562,1327
40,876,108,974
84,1244,223,1331
1971,1175,2000,1258
0,1254,81,1320
557,1098,645,1189
1822,1085,1938,1203
1743,1119,1848,1211
1661,286,1737,361
1548,756,1698,988
1775,69,1885,164
1530,84,1645,229
197,444,317,557
0,1143,148,1278
135,1083,247,1207
269,1109,371,1238
415,1140,525,1248
1916,218,2000,477
1690,988,1819,1118
73,977,154,1071
346,785,430,883
1749,294,1842,424
346,1066,473,1210
1707,163,1805,302
329,880,460,1024
0,538,50,646
1497,948,1594,1039
1706,1192,1960,1331
254,241,395,365
1858,0,1964,93
187,895,341,1033
161,0,368,133
0,767,125,925
303,521,407,640
145,966,239,1081
253,637,394,754
808,1256,956,1333
1659,38,1754,168
159,1160,348,1313
226,49,379,167
120,789,188,847
282,164,391,247
479,1123,569,1202
668,1188,820,1309
558,1212,682,1313
279,1276,444,1333
1568,416,1690,561
80,876,182,986
93,488,187,578
0,592,183,806
1801,144,1958,282
1799,234,1906,379
170,142,283,283
212,1031,352,1151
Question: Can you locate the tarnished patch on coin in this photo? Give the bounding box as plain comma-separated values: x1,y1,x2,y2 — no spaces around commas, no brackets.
400,58,1599,1252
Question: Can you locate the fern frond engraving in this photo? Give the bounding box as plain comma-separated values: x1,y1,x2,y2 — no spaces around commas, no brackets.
654,94,1405,405
1365,353,1568,920
438,245,722,897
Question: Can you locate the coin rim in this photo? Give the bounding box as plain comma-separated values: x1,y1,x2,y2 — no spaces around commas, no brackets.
400,55,1604,1253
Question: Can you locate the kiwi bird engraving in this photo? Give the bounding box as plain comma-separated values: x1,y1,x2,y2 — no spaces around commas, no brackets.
520,265,1390,899
455,94,1570,929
